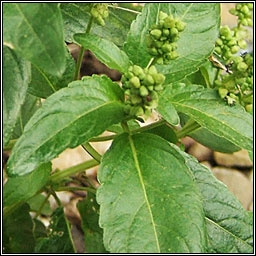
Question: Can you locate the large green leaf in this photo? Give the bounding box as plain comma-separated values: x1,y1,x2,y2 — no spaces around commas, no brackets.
3,163,51,210
176,148,253,253
3,3,66,76
124,3,220,83
6,75,126,177
97,133,206,253
28,48,75,98
77,192,107,253
12,93,40,140
3,204,35,253
74,34,130,73
179,113,240,153
3,45,31,146
60,3,138,47
35,207,75,253
159,83,253,153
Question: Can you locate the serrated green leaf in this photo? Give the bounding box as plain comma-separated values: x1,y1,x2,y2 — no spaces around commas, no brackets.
74,34,130,73
3,163,51,209
124,3,220,84
77,192,107,253
35,207,75,253
7,75,126,177
174,148,253,253
12,93,40,140
159,83,253,153
3,45,31,147
3,203,35,253
60,3,138,47
28,48,75,98
3,3,66,76
179,113,240,153
97,133,206,253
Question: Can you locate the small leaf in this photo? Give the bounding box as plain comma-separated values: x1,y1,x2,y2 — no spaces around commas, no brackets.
3,3,66,76
97,133,206,253
3,203,35,253
124,3,220,83
27,194,52,216
108,119,140,133
60,3,138,47
175,148,253,253
35,207,76,253
7,75,126,177
3,45,31,146
77,192,107,253
3,163,51,208
179,113,240,153
28,48,75,98
74,34,130,73
159,83,253,153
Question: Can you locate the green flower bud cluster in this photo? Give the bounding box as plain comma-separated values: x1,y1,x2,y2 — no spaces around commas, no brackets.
146,11,186,64
214,25,247,63
229,3,253,27
121,65,166,118
215,53,253,112
90,3,109,26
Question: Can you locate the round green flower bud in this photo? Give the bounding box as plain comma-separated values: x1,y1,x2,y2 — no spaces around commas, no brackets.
154,40,164,48
241,5,250,15
126,71,134,79
216,38,223,46
148,47,158,56
245,104,253,112
156,57,164,64
247,18,253,27
215,46,222,55
152,73,165,84
124,89,131,96
150,29,162,39
154,84,163,91
227,38,237,46
218,88,228,99
248,3,253,10
168,51,179,60
231,45,240,54
91,8,99,18
148,85,154,91
139,86,149,96
163,16,176,29
237,62,248,72
135,106,144,117
238,39,247,49
159,11,169,21
162,43,172,53
176,20,186,31
144,74,155,86
170,27,179,36
133,65,144,77
229,8,237,15
241,19,248,26
160,36,168,41
131,95,142,105
220,26,231,37
130,76,141,88
232,55,243,63
148,65,158,75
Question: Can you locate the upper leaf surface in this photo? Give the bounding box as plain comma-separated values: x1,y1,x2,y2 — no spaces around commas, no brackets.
3,46,31,146
159,83,253,153
7,75,126,177
176,148,253,253
28,48,75,98
74,33,130,73
97,133,206,253
124,3,220,83
60,3,138,47
3,3,66,76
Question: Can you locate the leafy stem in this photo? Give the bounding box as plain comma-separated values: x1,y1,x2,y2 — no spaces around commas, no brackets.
176,119,201,138
49,159,99,184
146,57,155,69
34,193,51,219
73,15,94,80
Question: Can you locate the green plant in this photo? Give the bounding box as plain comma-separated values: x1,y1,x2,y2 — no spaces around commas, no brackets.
3,3,253,253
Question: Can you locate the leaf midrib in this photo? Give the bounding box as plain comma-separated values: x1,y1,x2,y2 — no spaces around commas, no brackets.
128,134,160,253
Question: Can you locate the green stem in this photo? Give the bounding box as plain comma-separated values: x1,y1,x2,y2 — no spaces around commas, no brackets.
107,4,141,14
176,119,201,139
49,188,61,207
34,193,51,219
121,120,130,133
49,159,99,184
73,15,94,80
55,186,96,194
82,142,102,162
89,134,116,142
